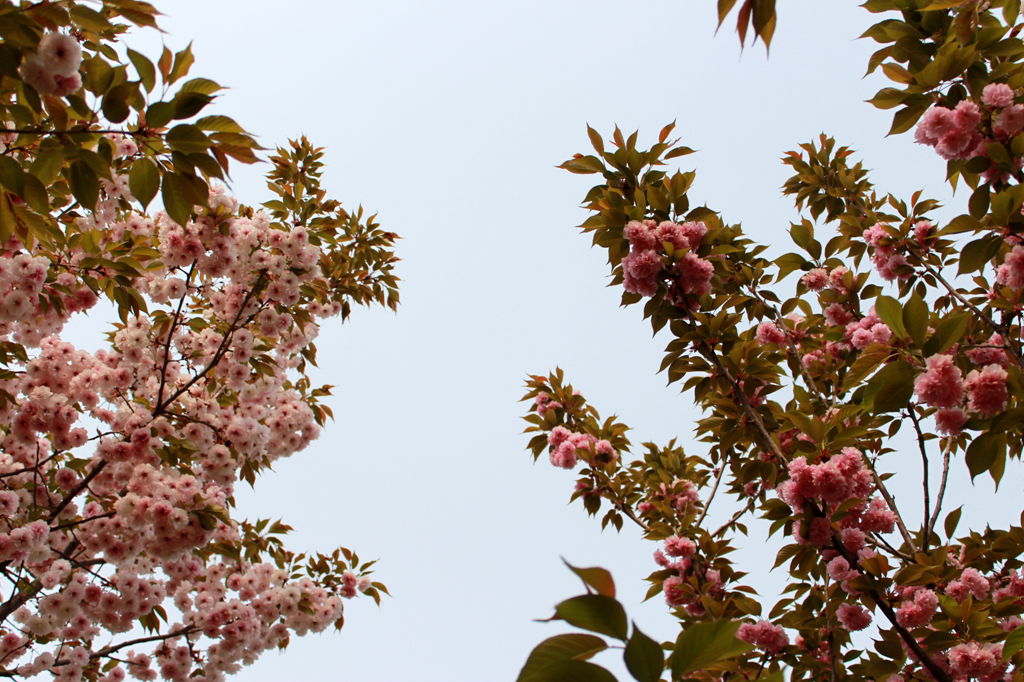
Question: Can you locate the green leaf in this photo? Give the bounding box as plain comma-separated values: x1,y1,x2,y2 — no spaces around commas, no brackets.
21,173,48,214
944,507,962,539
671,620,752,677
519,660,617,682
564,560,616,598
940,214,980,235
166,125,211,154
179,77,222,95
868,87,908,110
553,595,628,640
888,102,929,135
923,311,970,355
101,83,135,124
843,347,891,391
903,294,928,346
624,625,663,682
1006,0,1022,24
29,141,65,185
195,115,245,133
965,431,1006,480
68,160,99,210
560,156,605,174
862,359,915,413
1003,627,1024,660
127,48,156,92
129,158,159,210
969,184,990,220
171,91,213,120
921,0,972,8
146,101,175,128
958,235,1002,275
169,42,195,84
517,633,608,682
161,172,193,227
0,156,25,196
875,295,908,339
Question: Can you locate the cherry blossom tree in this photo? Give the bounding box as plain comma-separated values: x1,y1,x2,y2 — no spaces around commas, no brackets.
0,2,397,680
519,1,1024,680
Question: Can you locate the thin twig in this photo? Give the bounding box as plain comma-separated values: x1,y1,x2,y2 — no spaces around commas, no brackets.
926,440,954,541
694,464,725,530
907,408,931,551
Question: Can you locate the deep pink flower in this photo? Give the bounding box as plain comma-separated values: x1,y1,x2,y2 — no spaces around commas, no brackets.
895,588,937,629
736,620,788,653
837,603,872,631
914,355,964,408
965,364,1008,416
947,642,1005,680
674,252,714,296
935,407,968,436
755,321,786,345
997,245,1024,289
802,268,828,291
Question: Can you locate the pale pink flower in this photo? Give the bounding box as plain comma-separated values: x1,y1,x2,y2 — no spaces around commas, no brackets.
983,83,1015,108
996,104,1024,138
36,32,82,76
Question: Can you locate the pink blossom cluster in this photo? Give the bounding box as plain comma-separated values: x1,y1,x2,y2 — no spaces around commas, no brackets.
843,308,892,350
0,182,375,679
802,266,850,293
755,321,787,346
655,533,719,614
620,219,713,303
945,641,1006,681
997,246,1024,290
546,425,616,469
637,478,699,516
991,569,1024,604
533,391,561,415
895,587,938,629
778,448,897,553
913,354,1009,427
836,602,872,631
18,32,83,97
915,85,1024,186
945,568,990,602
863,223,910,282
778,448,873,509
914,100,984,160
966,333,1009,367
736,619,789,654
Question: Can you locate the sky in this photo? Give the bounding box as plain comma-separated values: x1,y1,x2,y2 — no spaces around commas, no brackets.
74,1,1016,679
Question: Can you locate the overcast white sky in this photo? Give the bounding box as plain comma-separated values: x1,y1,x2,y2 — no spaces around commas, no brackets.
89,1,1014,680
